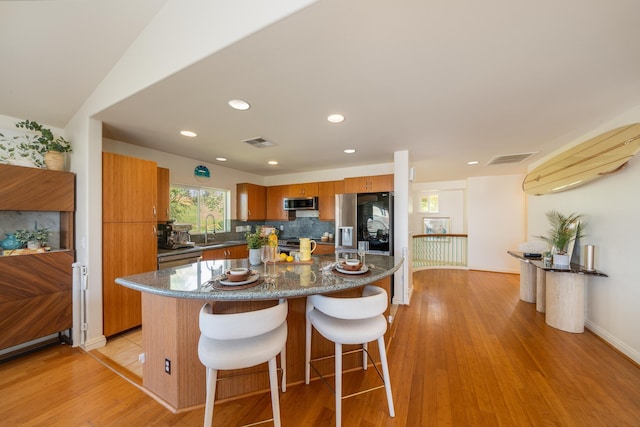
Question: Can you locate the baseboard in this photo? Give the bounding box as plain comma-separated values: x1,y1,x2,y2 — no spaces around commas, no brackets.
82,335,107,351
585,320,640,365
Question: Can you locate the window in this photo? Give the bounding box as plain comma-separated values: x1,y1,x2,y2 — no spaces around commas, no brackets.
169,185,229,233
419,193,439,213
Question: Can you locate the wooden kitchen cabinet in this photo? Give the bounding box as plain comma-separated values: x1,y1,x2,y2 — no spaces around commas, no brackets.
102,222,157,336
344,174,394,193
103,152,158,337
157,167,170,222
317,180,343,221
266,185,293,221
314,243,335,255
236,183,266,221
0,164,75,353
288,182,318,197
202,244,248,260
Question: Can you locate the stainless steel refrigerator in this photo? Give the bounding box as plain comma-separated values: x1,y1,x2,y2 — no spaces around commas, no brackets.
335,192,393,255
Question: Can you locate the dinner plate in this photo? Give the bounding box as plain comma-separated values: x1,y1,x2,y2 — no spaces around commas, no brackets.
219,273,260,286
335,265,369,275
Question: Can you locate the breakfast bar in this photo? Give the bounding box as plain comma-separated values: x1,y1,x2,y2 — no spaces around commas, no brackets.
116,253,403,412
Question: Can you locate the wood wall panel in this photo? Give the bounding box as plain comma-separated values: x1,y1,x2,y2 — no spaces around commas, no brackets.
0,164,74,211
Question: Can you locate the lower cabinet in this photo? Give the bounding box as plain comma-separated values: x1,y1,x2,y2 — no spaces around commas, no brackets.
103,222,157,337
202,245,248,260
0,251,73,351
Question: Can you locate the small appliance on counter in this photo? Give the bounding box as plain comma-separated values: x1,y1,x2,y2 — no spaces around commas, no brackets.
158,222,194,249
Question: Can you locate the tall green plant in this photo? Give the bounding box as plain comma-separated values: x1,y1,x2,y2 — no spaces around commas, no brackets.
537,210,585,254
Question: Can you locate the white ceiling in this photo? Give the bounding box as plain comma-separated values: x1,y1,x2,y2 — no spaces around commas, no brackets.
2,0,640,181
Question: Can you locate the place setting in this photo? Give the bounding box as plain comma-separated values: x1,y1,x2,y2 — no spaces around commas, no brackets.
207,267,264,290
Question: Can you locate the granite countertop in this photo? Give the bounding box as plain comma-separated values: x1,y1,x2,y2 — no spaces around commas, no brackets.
117,253,403,301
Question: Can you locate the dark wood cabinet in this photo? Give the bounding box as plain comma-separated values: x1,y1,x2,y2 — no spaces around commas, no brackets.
0,164,75,352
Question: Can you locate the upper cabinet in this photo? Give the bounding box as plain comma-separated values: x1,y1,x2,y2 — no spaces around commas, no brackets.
0,164,74,212
266,185,293,221
103,152,158,223
288,182,318,197
344,174,394,193
157,167,170,222
237,183,266,221
318,180,343,221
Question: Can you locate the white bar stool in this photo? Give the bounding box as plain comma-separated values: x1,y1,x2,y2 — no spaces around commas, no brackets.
198,300,288,427
305,285,394,427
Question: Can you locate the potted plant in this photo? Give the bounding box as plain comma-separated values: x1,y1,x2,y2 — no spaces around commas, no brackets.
14,227,53,249
537,210,585,265
15,120,71,171
246,226,267,265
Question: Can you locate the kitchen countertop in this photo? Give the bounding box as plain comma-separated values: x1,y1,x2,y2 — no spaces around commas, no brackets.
117,253,403,301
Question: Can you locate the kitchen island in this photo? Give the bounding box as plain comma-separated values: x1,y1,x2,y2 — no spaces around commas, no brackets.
116,253,403,412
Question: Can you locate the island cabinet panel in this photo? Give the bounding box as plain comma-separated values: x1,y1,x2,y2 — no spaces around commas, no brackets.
0,164,75,211
156,167,170,223
140,276,392,411
103,152,159,337
344,174,394,193
0,251,73,350
236,183,266,221
318,180,343,221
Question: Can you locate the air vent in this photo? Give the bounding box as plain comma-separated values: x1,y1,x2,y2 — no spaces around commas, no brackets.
243,137,276,148
487,152,537,165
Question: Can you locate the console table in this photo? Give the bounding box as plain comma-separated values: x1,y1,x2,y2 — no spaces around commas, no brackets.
508,251,607,333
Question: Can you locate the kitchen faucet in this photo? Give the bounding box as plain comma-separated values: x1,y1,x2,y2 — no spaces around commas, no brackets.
204,214,216,244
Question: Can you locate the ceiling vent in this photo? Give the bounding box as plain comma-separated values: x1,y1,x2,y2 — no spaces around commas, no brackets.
487,152,537,165
243,137,276,148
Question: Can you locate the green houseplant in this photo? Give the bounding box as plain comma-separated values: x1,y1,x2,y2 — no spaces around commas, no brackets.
15,227,53,249
537,210,585,265
0,120,71,170
246,226,267,265
16,120,71,171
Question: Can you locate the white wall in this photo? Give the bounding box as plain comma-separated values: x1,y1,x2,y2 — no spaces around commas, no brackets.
410,175,525,273
527,103,640,364
467,175,526,273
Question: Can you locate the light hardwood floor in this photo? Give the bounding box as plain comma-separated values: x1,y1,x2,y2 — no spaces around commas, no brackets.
2,269,640,426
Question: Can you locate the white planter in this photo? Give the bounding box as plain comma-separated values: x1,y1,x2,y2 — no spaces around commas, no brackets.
27,240,41,250
249,248,262,265
553,253,570,266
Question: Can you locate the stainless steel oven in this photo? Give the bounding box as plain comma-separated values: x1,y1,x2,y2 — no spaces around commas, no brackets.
157,250,203,269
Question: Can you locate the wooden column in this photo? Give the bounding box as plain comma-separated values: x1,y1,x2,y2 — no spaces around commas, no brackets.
545,272,585,333
519,261,536,303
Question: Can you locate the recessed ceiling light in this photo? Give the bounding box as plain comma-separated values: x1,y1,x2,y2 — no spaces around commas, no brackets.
215,157,227,162
268,160,278,165
328,114,345,123
228,99,250,110
467,160,479,165
344,149,356,154
180,130,197,137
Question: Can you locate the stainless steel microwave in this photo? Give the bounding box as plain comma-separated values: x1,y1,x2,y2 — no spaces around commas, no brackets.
283,197,318,210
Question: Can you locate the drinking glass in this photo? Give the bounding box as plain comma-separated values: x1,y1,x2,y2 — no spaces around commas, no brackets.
358,241,369,265
261,245,270,275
